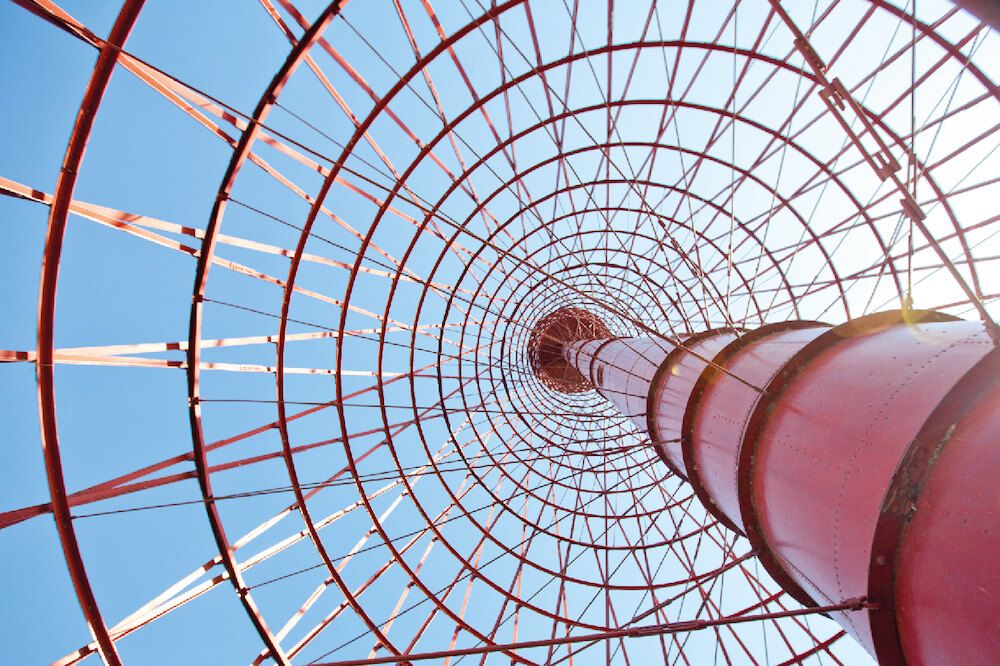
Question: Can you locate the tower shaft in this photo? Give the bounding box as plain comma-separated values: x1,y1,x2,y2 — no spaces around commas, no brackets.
557,312,999,665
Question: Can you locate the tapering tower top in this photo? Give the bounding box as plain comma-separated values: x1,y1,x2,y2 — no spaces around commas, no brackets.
527,307,611,393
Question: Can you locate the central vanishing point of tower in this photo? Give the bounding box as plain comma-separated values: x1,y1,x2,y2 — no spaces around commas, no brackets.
529,306,999,665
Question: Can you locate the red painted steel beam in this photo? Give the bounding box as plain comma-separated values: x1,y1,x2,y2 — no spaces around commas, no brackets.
535,308,999,664
315,598,870,665
30,1,146,663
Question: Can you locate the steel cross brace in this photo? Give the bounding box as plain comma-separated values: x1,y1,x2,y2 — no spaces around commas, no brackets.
768,1,919,218
767,0,1000,338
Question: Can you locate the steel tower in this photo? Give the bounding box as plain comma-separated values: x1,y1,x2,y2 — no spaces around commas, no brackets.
1,1,997,664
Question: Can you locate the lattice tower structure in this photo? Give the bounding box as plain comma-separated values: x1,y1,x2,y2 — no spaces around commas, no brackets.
1,1,998,664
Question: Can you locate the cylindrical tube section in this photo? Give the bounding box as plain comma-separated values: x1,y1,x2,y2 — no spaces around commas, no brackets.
883,345,1000,665
738,313,994,656
648,329,739,477
557,312,998,665
681,321,831,533
564,337,673,434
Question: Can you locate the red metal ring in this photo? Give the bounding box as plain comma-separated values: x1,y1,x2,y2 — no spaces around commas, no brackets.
737,309,960,610
866,335,1000,666
679,320,831,536
646,328,740,481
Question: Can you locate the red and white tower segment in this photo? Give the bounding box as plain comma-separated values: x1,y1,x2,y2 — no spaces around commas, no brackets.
533,307,999,665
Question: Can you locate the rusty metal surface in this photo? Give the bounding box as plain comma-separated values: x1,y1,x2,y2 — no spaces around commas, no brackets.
742,314,992,652
869,344,1000,665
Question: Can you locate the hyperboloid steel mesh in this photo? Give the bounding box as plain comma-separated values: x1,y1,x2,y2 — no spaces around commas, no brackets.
0,1,997,663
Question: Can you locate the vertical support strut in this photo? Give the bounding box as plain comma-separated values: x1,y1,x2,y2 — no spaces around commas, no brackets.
531,306,999,664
